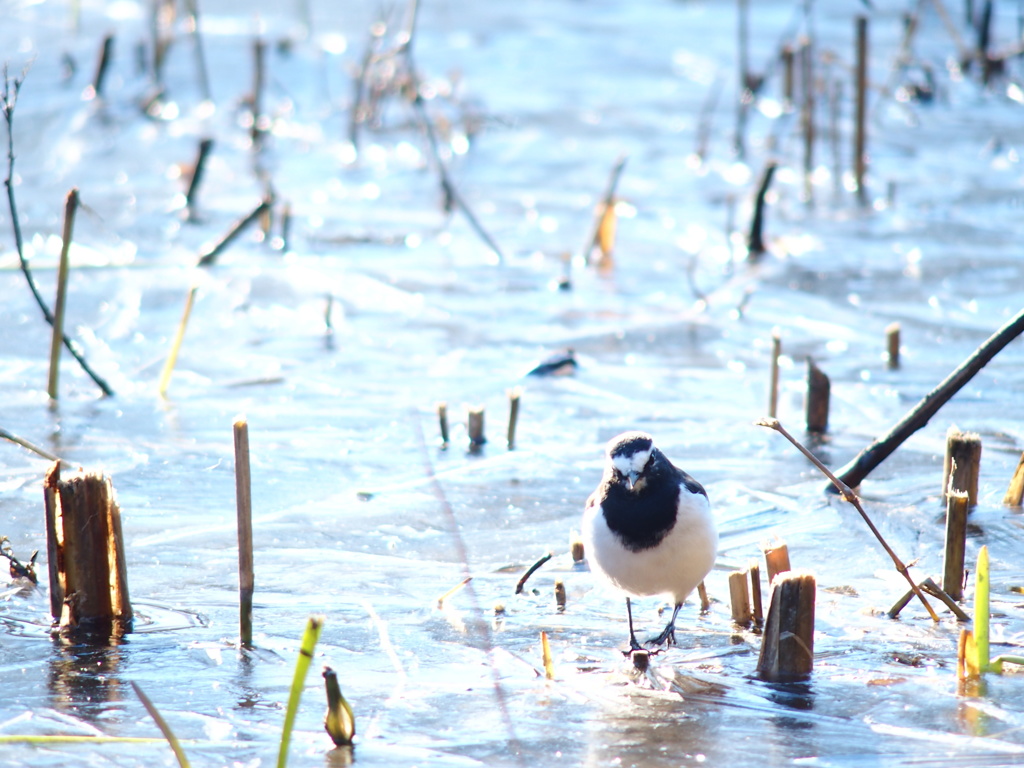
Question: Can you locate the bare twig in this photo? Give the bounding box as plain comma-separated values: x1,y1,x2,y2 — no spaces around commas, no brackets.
515,552,553,595
196,197,272,266
834,308,1024,489
757,417,939,621
3,66,113,396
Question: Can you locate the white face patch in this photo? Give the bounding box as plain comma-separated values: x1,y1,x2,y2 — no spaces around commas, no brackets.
612,447,652,480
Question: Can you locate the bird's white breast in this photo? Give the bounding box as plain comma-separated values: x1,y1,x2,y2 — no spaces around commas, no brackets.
582,489,717,605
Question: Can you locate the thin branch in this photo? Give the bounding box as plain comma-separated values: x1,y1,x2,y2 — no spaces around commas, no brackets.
834,307,1024,490
2,65,113,396
756,417,939,621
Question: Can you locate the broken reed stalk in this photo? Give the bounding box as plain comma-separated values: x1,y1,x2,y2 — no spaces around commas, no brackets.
467,406,486,447
196,197,272,266
920,577,970,621
277,616,324,768
758,417,939,621
854,15,869,205
541,631,554,680
507,388,521,450
800,37,815,203
570,531,585,563
184,137,213,216
805,358,830,433
436,402,450,448
697,580,711,612
436,575,471,608
943,489,970,602
234,418,254,648
886,322,900,369
942,428,982,506
47,188,80,400
277,202,292,252
768,328,781,418
750,561,764,626
3,67,113,396
693,74,723,162
43,462,133,636
181,0,212,103
158,286,198,397
251,36,266,144
835,307,1024,490
763,540,791,582
131,681,192,768
1,426,65,464
1004,451,1024,506
323,667,356,749
515,551,553,595
735,0,750,159
756,570,816,681
781,45,795,108
747,162,777,259
409,94,505,263
729,569,751,627
582,155,628,266
87,33,115,100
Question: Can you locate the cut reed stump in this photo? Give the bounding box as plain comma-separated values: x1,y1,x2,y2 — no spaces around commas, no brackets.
942,427,981,507
1004,451,1024,506
468,406,486,448
43,462,132,636
805,359,830,433
886,322,901,369
943,489,970,602
756,570,815,681
729,569,751,628
763,539,791,583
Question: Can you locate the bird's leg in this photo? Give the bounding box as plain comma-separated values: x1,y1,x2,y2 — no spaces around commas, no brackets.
646,602,683,648
622,597,644,656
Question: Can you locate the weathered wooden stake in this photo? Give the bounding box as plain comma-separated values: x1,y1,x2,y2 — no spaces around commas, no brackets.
43,462,133,636
886,322,901,369
942,427,982,506
729,569,751,628
806,359,831,433
763,540,791,583
943,489,970,602
854,16,869,205
507,387,521,450
234,418,254,648
750,561,764,626
756,570,815,681
1003,451,1024,506
468,406,486,447
768,328,781,418
47,188,80,400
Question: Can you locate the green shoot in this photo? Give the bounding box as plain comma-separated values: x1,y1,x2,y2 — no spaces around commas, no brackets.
277,615,324,768
131,681,192,768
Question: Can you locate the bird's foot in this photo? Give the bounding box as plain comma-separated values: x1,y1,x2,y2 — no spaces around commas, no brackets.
644,623,677,650
620,634,645,657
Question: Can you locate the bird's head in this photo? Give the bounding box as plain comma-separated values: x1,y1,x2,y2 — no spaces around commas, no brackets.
606,431,655,492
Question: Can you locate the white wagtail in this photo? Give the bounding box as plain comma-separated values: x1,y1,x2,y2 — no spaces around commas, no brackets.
582,431,718,653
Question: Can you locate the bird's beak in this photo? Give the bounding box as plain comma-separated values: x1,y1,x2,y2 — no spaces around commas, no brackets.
625,470,640,491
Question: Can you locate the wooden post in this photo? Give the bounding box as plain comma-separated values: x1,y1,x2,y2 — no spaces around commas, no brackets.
729,569,751,627
854,16,869,205
942,427,982,506
756,571,815,681
943,490,970,601
43,462,133,635
806,359,830,433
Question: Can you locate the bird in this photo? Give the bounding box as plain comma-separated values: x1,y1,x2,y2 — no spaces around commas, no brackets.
582,431,717,654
